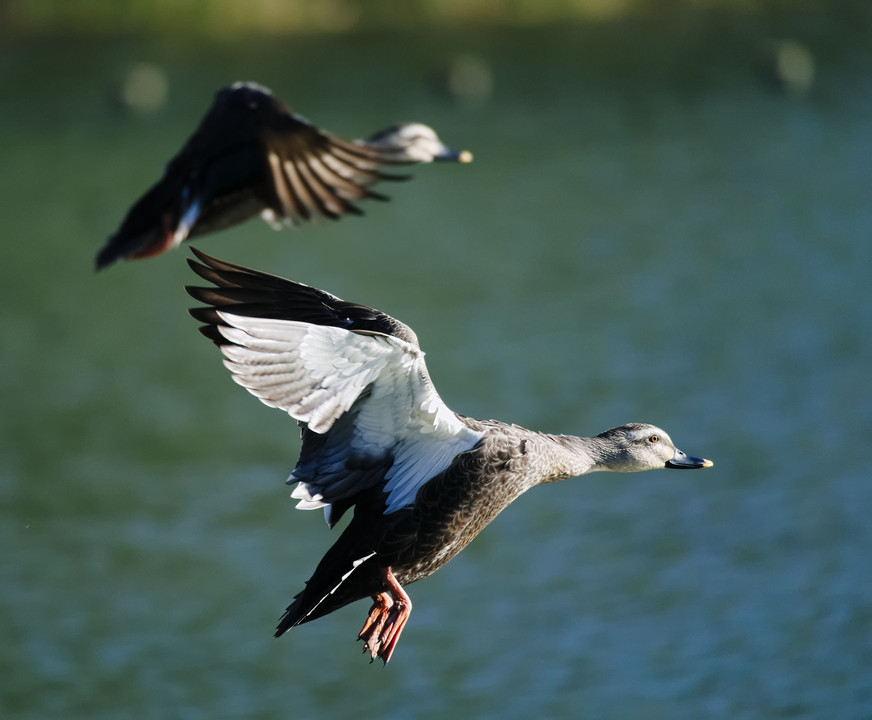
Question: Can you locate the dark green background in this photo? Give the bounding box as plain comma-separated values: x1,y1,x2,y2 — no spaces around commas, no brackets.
2,5,870,717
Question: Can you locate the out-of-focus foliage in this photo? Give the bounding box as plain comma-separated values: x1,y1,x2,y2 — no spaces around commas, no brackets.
1,0,867,36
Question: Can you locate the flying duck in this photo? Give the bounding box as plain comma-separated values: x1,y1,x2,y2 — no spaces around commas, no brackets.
96,82,472,270
185,249,713,664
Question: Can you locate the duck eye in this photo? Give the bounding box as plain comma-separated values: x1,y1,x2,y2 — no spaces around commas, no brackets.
648,435,660,444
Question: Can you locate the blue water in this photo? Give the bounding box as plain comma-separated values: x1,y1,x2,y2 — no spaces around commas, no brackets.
2,16,871,718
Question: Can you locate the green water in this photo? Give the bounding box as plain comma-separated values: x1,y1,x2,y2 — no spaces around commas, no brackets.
2,15,871,719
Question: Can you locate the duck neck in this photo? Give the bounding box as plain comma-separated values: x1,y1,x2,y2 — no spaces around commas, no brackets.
538,433,609,483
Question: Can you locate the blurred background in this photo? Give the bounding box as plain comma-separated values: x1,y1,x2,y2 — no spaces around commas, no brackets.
2,1,870,717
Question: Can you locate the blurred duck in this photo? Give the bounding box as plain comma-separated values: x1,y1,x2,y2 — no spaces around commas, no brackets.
96,82,472,270
186,249,713,664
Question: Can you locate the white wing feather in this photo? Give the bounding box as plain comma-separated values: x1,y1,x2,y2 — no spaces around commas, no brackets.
215,311,482,514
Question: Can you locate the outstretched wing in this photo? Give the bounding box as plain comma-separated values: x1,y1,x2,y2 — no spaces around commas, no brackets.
240,83,416,226
186,249,483,519
95,82,416,269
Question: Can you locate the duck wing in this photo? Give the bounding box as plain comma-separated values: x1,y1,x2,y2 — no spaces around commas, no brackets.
186,249,483,524
96,82,415,269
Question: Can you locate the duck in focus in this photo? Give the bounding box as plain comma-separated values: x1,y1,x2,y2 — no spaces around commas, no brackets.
96,82,472,270
185,249,712,664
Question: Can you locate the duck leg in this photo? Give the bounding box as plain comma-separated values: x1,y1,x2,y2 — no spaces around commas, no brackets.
358,566,412,665
358,591,393,647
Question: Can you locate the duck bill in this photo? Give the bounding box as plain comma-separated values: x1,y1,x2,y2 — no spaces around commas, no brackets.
434,146,474,163
665,448,713,469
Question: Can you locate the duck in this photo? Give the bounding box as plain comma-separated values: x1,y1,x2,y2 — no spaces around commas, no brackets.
95,82,472,270
185,248,713,664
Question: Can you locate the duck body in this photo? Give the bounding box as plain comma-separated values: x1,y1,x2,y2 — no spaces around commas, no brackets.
96,82,471,270
186,249,712,663
282,419,539,627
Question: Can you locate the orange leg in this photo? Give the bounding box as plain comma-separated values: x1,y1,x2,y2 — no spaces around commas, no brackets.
357,566,412,665
358,591,393,646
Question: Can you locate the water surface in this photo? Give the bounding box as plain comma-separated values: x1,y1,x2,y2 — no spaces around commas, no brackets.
2,17,871,719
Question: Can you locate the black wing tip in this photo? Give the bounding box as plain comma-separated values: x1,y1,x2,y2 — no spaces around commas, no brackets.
186,248,231,343
186,247,283,343
188,245,216,265
366,190,391,203
199,324,226,344
94,240,119,271
186,246,263,302
185,297,230,346
185,253,212,282
184,246,412,342
185,246,251,279
327,202,364,218
187,245,272,275
185,255,225,295
185,297,216,318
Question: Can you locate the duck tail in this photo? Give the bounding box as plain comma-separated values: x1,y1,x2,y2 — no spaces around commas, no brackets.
274,549,380,637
